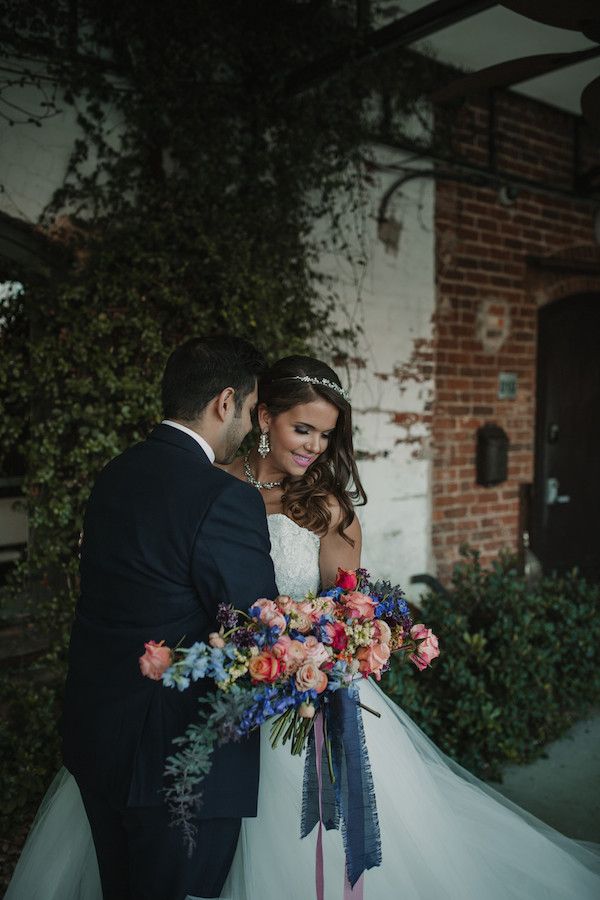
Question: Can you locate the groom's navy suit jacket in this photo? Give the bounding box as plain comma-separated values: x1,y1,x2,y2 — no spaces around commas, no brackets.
62,424,278,816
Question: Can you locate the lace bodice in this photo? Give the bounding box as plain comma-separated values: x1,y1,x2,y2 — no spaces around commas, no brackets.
267,514,321,598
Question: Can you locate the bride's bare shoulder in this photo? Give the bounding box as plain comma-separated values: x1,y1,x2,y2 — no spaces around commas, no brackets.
325,496,361,540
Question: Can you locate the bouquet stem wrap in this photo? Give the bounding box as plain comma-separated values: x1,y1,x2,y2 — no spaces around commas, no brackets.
301,684,381,897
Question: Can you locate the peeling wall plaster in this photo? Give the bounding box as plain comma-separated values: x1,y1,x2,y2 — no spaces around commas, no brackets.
315,147,436,598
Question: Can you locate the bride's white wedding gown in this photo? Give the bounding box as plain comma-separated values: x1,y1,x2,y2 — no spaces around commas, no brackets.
6,514,600,899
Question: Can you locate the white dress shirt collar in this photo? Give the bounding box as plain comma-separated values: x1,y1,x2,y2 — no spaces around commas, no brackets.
161,420,215,464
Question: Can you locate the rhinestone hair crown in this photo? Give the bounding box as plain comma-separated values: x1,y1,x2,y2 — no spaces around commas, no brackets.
275,375,351,402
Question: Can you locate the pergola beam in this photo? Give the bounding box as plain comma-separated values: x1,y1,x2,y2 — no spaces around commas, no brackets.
285,0,499,95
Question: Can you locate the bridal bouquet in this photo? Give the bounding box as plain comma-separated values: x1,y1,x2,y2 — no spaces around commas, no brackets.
139,567,439,850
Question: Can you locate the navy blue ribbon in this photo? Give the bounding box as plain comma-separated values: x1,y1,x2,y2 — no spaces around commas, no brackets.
301,685,382,887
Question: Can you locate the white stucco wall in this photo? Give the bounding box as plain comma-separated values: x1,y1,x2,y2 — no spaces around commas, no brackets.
317,146,436,599
0,82,80,223
0,79,122,224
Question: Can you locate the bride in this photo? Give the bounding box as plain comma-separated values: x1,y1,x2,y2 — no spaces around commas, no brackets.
6,355,600,899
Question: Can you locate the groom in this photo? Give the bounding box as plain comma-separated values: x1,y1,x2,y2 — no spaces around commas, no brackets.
62,336,278,900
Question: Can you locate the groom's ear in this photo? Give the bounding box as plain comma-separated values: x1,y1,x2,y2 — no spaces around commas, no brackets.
215,387,236,422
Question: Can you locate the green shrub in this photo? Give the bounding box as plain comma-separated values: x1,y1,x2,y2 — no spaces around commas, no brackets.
0,673,63,828
384,547,600,780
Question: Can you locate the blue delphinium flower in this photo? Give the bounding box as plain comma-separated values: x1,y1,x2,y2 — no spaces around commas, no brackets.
253,624,281,649
208,647,228,682
288,629,307,642
190,653,210,682
162,669,191,691
328,659,351,691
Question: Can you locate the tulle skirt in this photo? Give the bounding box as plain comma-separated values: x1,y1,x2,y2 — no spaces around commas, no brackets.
6,680,600,900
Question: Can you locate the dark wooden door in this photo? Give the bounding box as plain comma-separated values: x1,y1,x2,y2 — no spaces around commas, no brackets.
531,293,600,581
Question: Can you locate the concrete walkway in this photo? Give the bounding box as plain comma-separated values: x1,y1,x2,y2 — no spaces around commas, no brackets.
488,709,600,843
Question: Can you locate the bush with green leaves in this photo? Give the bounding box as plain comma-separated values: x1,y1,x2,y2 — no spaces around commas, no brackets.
384,547,600,780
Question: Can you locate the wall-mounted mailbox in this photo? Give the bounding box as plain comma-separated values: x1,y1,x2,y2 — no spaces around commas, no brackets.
476,423,509,487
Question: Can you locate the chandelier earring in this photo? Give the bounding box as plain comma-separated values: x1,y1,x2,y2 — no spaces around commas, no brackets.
258,430,270,459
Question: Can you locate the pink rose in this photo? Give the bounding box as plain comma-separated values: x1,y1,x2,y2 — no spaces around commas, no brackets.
302,635,331,667
296,599,321,622
372,620,392,644
248,651,282,683
275,595,294,614
252,598,287,633
356,642,391,680
139,640,172,681
272,635,291,660
295,662,328,694
324,621,348,652
318,596,337,617
287,639,308,671
409,625,440,671
336,568,358,591
208,632,225,648
298,701,316,719
272,636,306,672
342,591,377,620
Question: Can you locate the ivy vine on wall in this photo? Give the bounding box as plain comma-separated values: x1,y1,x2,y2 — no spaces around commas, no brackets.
0,1,437,853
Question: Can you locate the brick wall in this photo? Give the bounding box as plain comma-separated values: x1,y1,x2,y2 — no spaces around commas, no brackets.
431,92,600,583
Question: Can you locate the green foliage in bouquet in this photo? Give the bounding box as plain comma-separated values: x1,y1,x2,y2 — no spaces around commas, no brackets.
384,547,600,781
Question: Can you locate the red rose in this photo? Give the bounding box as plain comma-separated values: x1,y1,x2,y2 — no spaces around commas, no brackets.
335,568,358,591
324,621,348,652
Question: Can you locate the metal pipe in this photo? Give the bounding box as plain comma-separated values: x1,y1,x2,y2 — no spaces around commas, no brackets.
371,141,598,222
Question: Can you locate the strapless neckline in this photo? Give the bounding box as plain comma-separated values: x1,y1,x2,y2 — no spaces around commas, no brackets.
267,513,320,543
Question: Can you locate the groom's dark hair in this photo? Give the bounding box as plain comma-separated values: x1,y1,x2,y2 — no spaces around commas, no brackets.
161,335,267,421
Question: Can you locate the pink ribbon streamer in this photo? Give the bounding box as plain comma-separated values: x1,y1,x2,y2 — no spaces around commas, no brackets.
344,870,364,900
314,712,365,900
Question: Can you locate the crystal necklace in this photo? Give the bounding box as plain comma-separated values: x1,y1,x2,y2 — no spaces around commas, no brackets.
243,453,282,490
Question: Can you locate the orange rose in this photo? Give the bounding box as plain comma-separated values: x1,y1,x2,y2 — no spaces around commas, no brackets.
248,650,282,683
139,640,172,681
356,642,391,680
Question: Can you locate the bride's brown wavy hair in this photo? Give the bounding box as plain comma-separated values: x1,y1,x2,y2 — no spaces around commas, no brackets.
258,356,367,544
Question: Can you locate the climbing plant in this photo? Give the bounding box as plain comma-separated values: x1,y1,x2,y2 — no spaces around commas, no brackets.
0,1,439,865
0,0,439,628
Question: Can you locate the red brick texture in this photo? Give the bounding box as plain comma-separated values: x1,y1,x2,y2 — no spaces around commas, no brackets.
431,92,600,584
